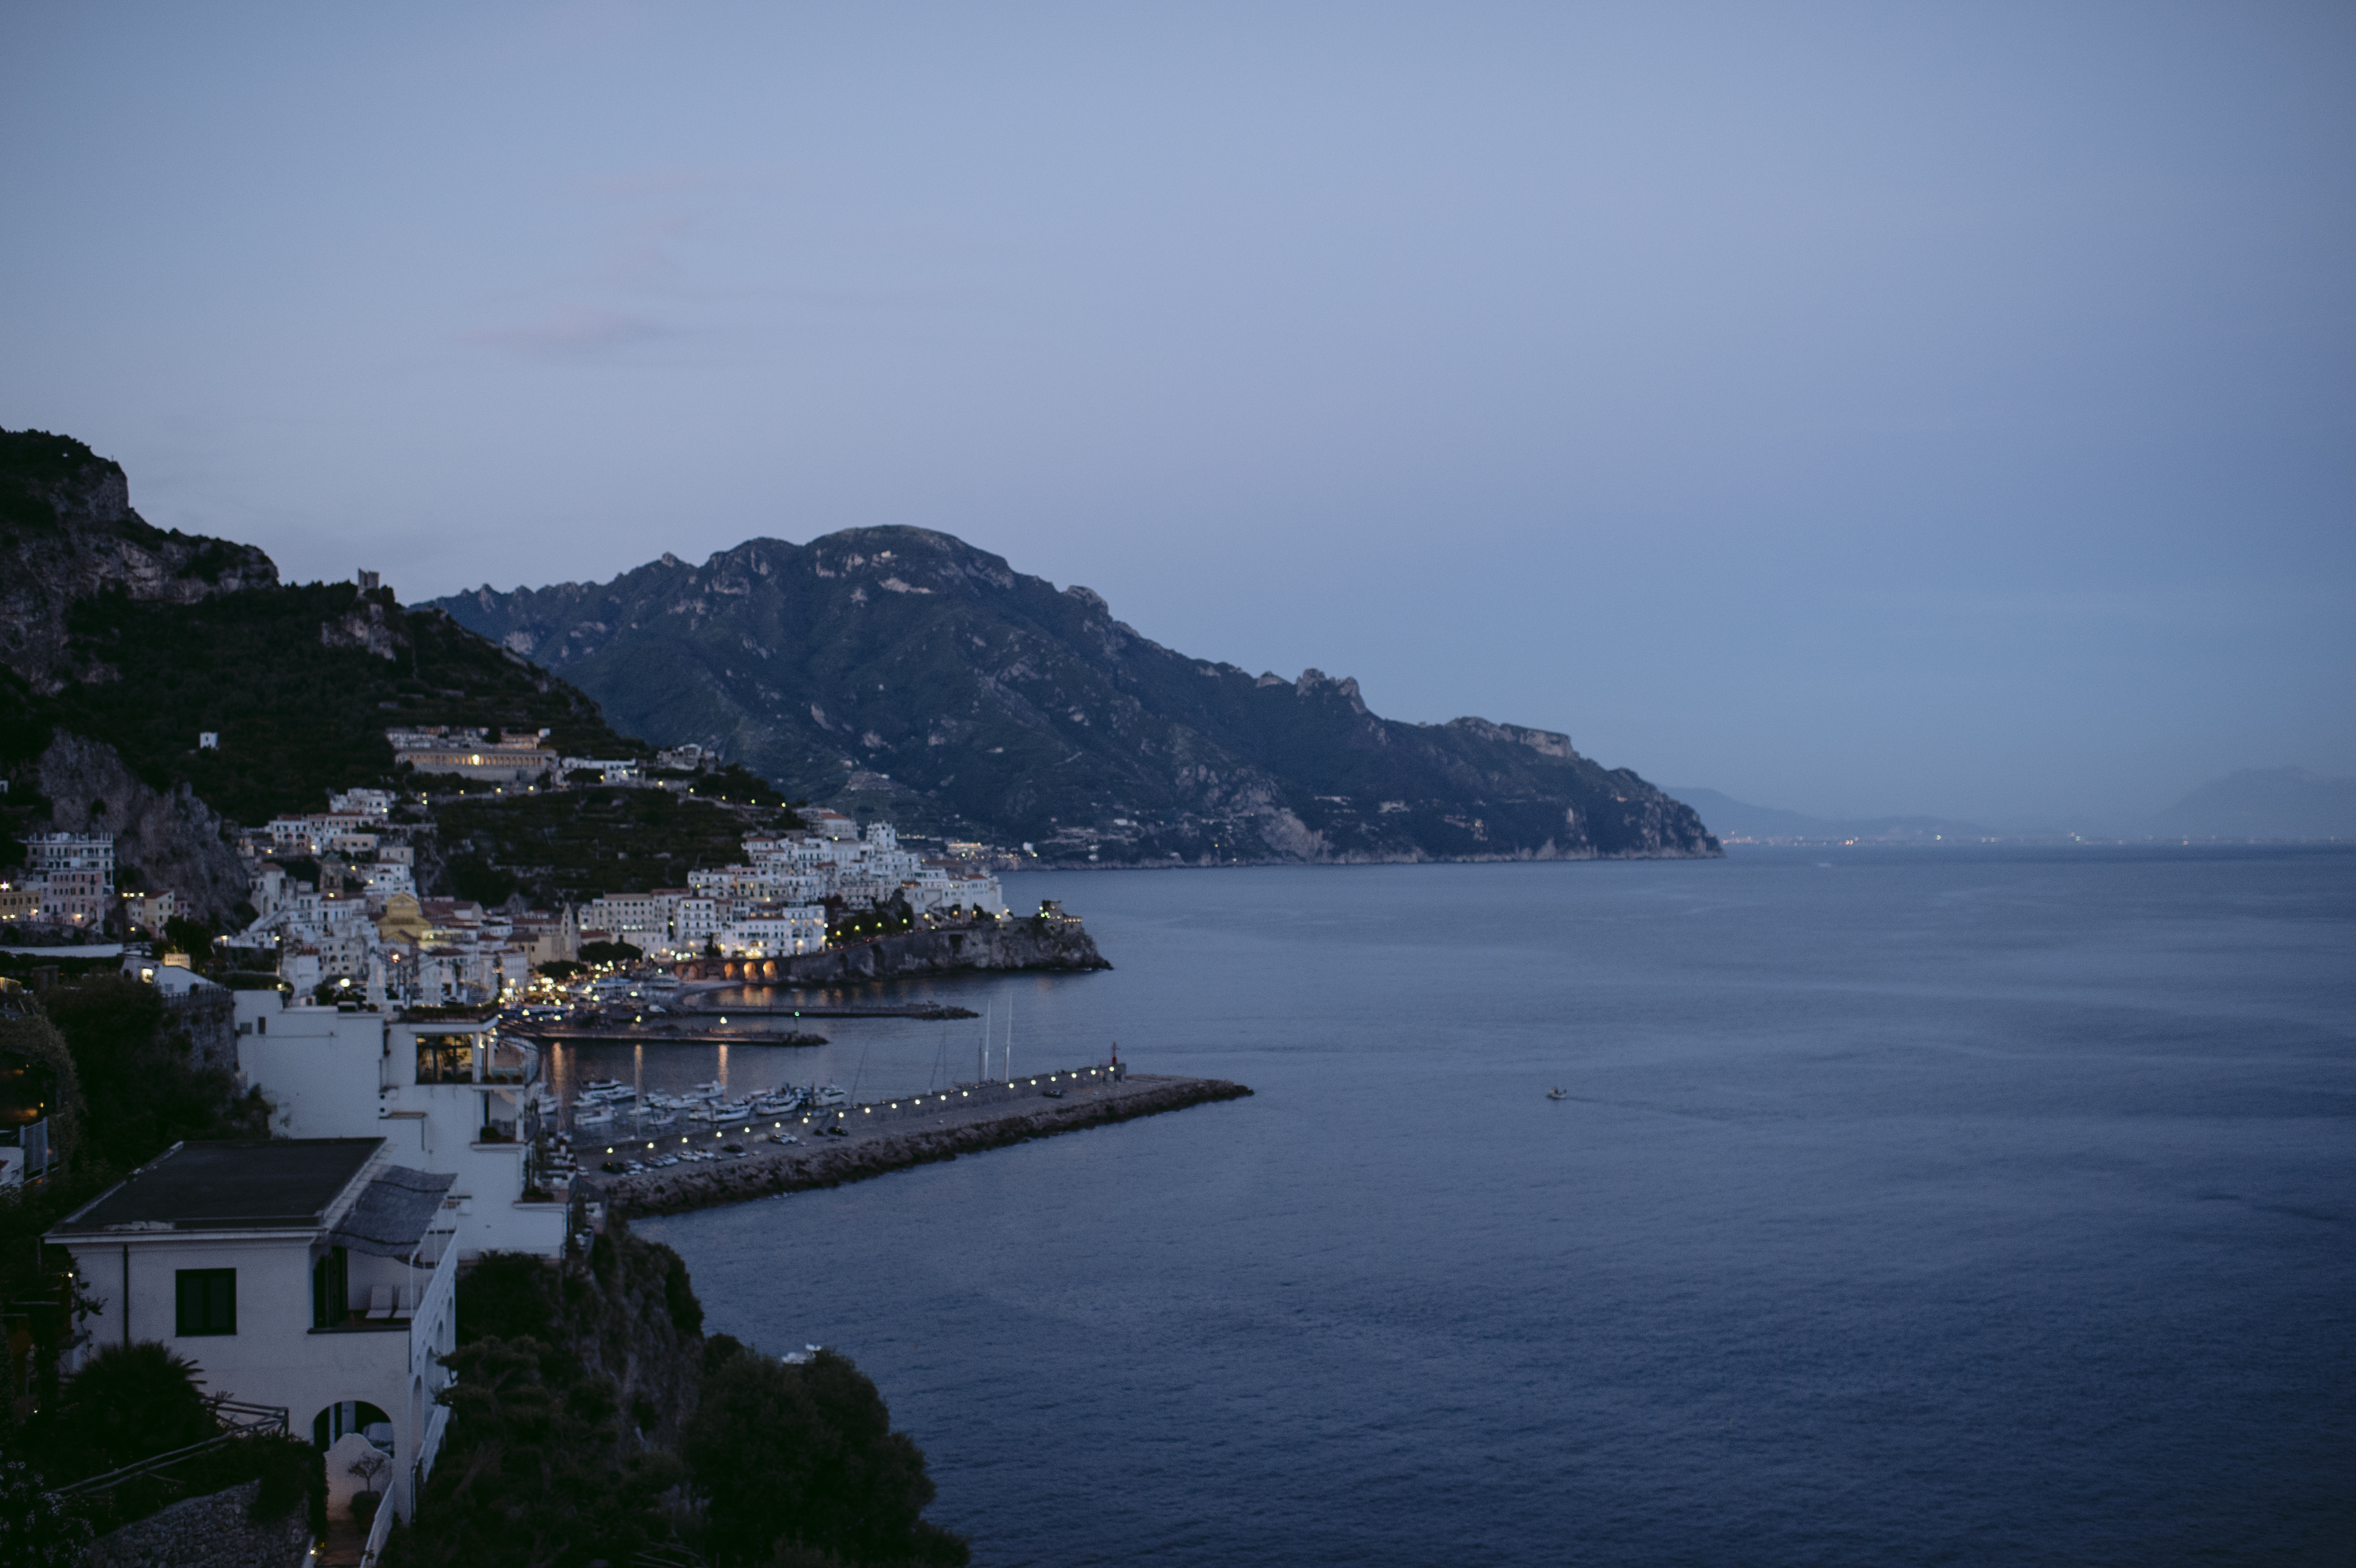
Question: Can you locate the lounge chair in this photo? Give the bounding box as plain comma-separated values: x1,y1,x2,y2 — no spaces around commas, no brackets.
365,1285,396,1321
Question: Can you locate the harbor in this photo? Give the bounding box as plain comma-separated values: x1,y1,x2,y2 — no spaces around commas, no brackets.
577,1069,1252,1219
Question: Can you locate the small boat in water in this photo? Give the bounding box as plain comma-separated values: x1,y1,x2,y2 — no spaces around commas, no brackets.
809,1084,848,1109
1546,1087,1568,1100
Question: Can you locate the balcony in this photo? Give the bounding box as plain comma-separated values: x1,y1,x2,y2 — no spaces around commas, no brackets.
314,1199,461,1333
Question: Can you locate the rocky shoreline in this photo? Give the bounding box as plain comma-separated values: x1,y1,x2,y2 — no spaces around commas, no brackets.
595,1072,1250,1219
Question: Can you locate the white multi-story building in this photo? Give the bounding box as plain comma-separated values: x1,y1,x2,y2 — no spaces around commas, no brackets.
715,905,829,957
388,726,558,783
804,809,859,841
232,993,566,1260
331,788,397,820
559,756,641,784
670,895,721,949
46,1138,460,1538
582,891,671,944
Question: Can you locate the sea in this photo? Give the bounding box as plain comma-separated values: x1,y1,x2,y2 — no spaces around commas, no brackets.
630,847,2356,1566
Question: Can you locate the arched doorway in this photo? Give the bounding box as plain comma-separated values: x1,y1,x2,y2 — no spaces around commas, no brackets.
313,1399,393,1450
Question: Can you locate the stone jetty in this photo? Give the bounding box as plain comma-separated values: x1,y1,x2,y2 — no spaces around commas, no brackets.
591,1072,1251,1219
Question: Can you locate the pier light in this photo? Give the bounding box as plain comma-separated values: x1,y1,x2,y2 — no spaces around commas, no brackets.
646,1142,654,1149
863,1107,871,1114
962,1091,969,1097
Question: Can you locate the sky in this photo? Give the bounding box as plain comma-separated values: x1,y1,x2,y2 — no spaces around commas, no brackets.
2,2,2350,829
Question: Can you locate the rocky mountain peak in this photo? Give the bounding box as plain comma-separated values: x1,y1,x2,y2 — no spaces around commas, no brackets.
1,428,279,692
434,525,1719,864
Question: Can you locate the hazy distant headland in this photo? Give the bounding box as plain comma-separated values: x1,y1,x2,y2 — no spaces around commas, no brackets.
1670,771,2356,847
432,528,1719,866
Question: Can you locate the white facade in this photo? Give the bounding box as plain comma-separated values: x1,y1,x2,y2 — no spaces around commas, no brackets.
330,788,397,820
46,1138,460,1531
235,993,566,1259
672,895,721,948
582,892,670,942
559,755,641,783
715,905,828,957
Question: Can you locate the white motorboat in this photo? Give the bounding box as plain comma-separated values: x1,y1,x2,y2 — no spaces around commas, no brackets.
808,1084,848,1109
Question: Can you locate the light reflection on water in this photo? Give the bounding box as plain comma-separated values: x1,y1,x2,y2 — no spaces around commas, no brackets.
539,971,1118,1124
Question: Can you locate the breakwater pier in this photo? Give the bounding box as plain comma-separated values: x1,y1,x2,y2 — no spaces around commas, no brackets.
672,1000,982,1020
583,1069,1251,1218
530,1027,830,1047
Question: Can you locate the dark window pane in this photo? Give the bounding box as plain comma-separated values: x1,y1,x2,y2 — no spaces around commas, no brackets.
175,1267,236,1335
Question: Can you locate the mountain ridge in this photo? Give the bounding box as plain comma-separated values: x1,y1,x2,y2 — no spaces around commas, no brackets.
2149,767,2356,841
435,526,1720,865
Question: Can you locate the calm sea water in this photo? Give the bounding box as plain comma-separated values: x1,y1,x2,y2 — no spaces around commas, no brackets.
639,849,2356,1566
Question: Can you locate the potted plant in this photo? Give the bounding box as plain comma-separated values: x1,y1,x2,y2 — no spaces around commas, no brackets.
348,1448,390,1523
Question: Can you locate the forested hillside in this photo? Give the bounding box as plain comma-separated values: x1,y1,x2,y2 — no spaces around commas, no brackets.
1,428,646,829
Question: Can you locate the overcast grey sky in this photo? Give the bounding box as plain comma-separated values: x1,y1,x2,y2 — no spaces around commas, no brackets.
3,2,2350,827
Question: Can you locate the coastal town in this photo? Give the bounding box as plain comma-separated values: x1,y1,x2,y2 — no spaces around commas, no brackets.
0,720,1233,1565
5,726,1012,1006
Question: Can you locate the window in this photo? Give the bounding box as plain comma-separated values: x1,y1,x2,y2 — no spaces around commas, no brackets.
415,1035,474,1084
175,1269,236,1336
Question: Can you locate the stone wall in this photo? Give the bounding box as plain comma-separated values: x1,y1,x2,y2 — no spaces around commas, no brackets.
166,986,238,1073
82,1480,310,1568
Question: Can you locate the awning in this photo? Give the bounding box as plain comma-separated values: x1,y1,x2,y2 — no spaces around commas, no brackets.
330,1165,457,1258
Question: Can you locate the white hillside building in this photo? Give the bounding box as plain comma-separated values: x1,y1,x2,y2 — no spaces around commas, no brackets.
234,993,566,1259
46,1138,460,1534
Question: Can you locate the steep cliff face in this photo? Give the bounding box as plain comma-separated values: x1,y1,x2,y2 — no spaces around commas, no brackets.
1,430,277,692
436,528,1721,863
36,731,251,925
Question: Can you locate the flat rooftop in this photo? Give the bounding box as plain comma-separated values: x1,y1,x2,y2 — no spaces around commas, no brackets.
52,1138,383,1233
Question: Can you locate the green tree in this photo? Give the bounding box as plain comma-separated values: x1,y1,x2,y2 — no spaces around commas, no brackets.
386,1337,681,1568
38,975,260,1169
454,1254,559,1345
683,1339,967,1568
33,1341,215,1481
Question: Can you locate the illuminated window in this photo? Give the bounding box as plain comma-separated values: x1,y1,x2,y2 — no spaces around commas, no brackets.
415,1035,474,1084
